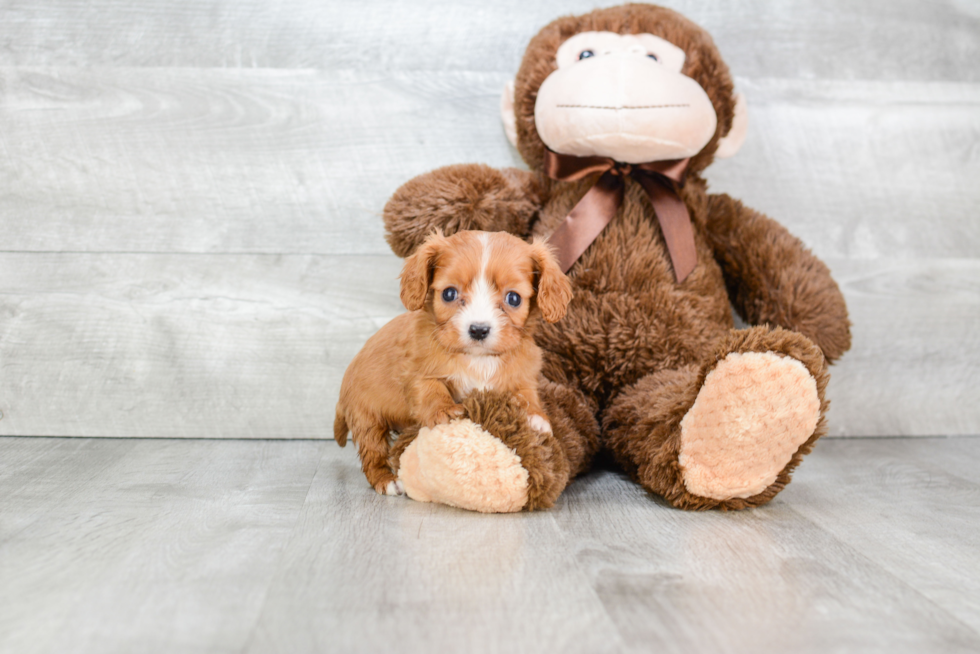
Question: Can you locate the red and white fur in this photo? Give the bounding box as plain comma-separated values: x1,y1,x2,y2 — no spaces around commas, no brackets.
334,230,573,495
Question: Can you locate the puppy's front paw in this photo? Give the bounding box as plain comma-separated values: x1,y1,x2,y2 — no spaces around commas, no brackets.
374,478,405,496
527,414,552,434
424,404,466,427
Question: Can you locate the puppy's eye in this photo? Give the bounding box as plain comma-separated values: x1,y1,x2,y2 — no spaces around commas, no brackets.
578,50,595,60
505,291,522,308
647,53,659,61
441,287,458,302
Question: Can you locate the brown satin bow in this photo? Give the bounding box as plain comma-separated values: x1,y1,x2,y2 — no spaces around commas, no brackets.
543,148,696,282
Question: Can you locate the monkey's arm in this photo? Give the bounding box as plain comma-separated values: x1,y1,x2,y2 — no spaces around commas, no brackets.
383,164,547,257
704,193,852,363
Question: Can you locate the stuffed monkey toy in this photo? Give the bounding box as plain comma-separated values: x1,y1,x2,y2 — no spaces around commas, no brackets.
382,3,851,512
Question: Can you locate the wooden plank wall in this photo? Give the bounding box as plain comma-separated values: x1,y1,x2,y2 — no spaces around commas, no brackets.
0,0,977,438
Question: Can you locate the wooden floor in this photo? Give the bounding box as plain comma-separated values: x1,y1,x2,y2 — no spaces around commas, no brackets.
2,435,979,654
1,2,978,652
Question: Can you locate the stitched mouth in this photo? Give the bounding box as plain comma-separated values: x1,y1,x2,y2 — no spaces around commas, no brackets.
556,104,690,110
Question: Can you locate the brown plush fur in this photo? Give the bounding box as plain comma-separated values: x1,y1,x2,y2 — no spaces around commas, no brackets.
705,193,852,362
390,389,574,511
538,379,602,479
381,3,851,510
385,166,546,259
603,325,830,510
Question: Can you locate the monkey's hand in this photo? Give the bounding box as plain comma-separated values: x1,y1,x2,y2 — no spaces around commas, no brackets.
705,193,852,363
383,164,547,257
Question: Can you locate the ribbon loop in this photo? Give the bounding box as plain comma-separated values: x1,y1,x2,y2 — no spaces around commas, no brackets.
543,148,696,283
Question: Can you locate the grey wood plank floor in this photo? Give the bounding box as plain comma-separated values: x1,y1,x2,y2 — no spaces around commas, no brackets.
3,436,979,654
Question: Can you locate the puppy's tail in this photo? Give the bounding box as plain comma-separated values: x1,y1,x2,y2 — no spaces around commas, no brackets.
333,406,349,447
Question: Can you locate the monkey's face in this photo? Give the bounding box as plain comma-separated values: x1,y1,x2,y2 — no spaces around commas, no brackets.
534,31,717,164
501,6,748,172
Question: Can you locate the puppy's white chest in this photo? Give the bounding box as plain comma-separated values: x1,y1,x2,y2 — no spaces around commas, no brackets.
449,355,500,401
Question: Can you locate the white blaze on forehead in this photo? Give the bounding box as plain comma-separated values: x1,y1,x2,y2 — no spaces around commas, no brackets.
479,232,491,275
452,233,505,348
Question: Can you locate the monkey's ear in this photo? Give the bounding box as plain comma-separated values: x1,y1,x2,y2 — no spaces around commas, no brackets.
715,92,748,159
531,240,573,323
399,232,445,311
500,80,518,148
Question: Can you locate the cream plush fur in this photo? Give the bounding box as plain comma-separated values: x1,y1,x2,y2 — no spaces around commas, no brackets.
399,420,530,513
678,352,821,499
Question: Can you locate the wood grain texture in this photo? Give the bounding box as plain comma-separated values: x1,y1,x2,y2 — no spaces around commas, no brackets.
1,0,977,82
0,67,518,254
1,70,976,259
787,437,980,634
244,445,624,654
0,437,327,654
554,460,980,653
3,436,979,654
0,253,403,438
0,255,976,438
823,257,980,436
708,79,980,260
0,0,977,439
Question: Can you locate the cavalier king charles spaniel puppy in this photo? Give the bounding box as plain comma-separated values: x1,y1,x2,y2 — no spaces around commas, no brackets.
334,230,573,495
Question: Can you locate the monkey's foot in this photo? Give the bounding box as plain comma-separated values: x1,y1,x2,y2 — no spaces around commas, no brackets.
398,419,529,513
678,351,821,500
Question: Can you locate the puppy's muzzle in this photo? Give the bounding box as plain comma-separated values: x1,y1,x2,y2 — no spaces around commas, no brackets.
468,323,491,341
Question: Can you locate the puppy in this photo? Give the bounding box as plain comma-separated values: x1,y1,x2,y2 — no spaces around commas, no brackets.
334,230,573,495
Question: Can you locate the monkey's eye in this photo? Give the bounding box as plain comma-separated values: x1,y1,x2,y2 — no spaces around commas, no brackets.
578,50,595,60
505,291,522,308
647,53,659,61
442,287,458,302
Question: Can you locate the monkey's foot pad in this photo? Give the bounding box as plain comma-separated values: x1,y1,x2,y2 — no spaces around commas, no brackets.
678,352,820,500
398,418,529,513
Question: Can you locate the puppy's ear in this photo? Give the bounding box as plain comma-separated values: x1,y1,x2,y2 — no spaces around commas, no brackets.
531,240,573,323
400,231,446,311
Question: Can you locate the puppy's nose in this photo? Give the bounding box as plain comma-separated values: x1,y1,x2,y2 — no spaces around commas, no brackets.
468,323,491,341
